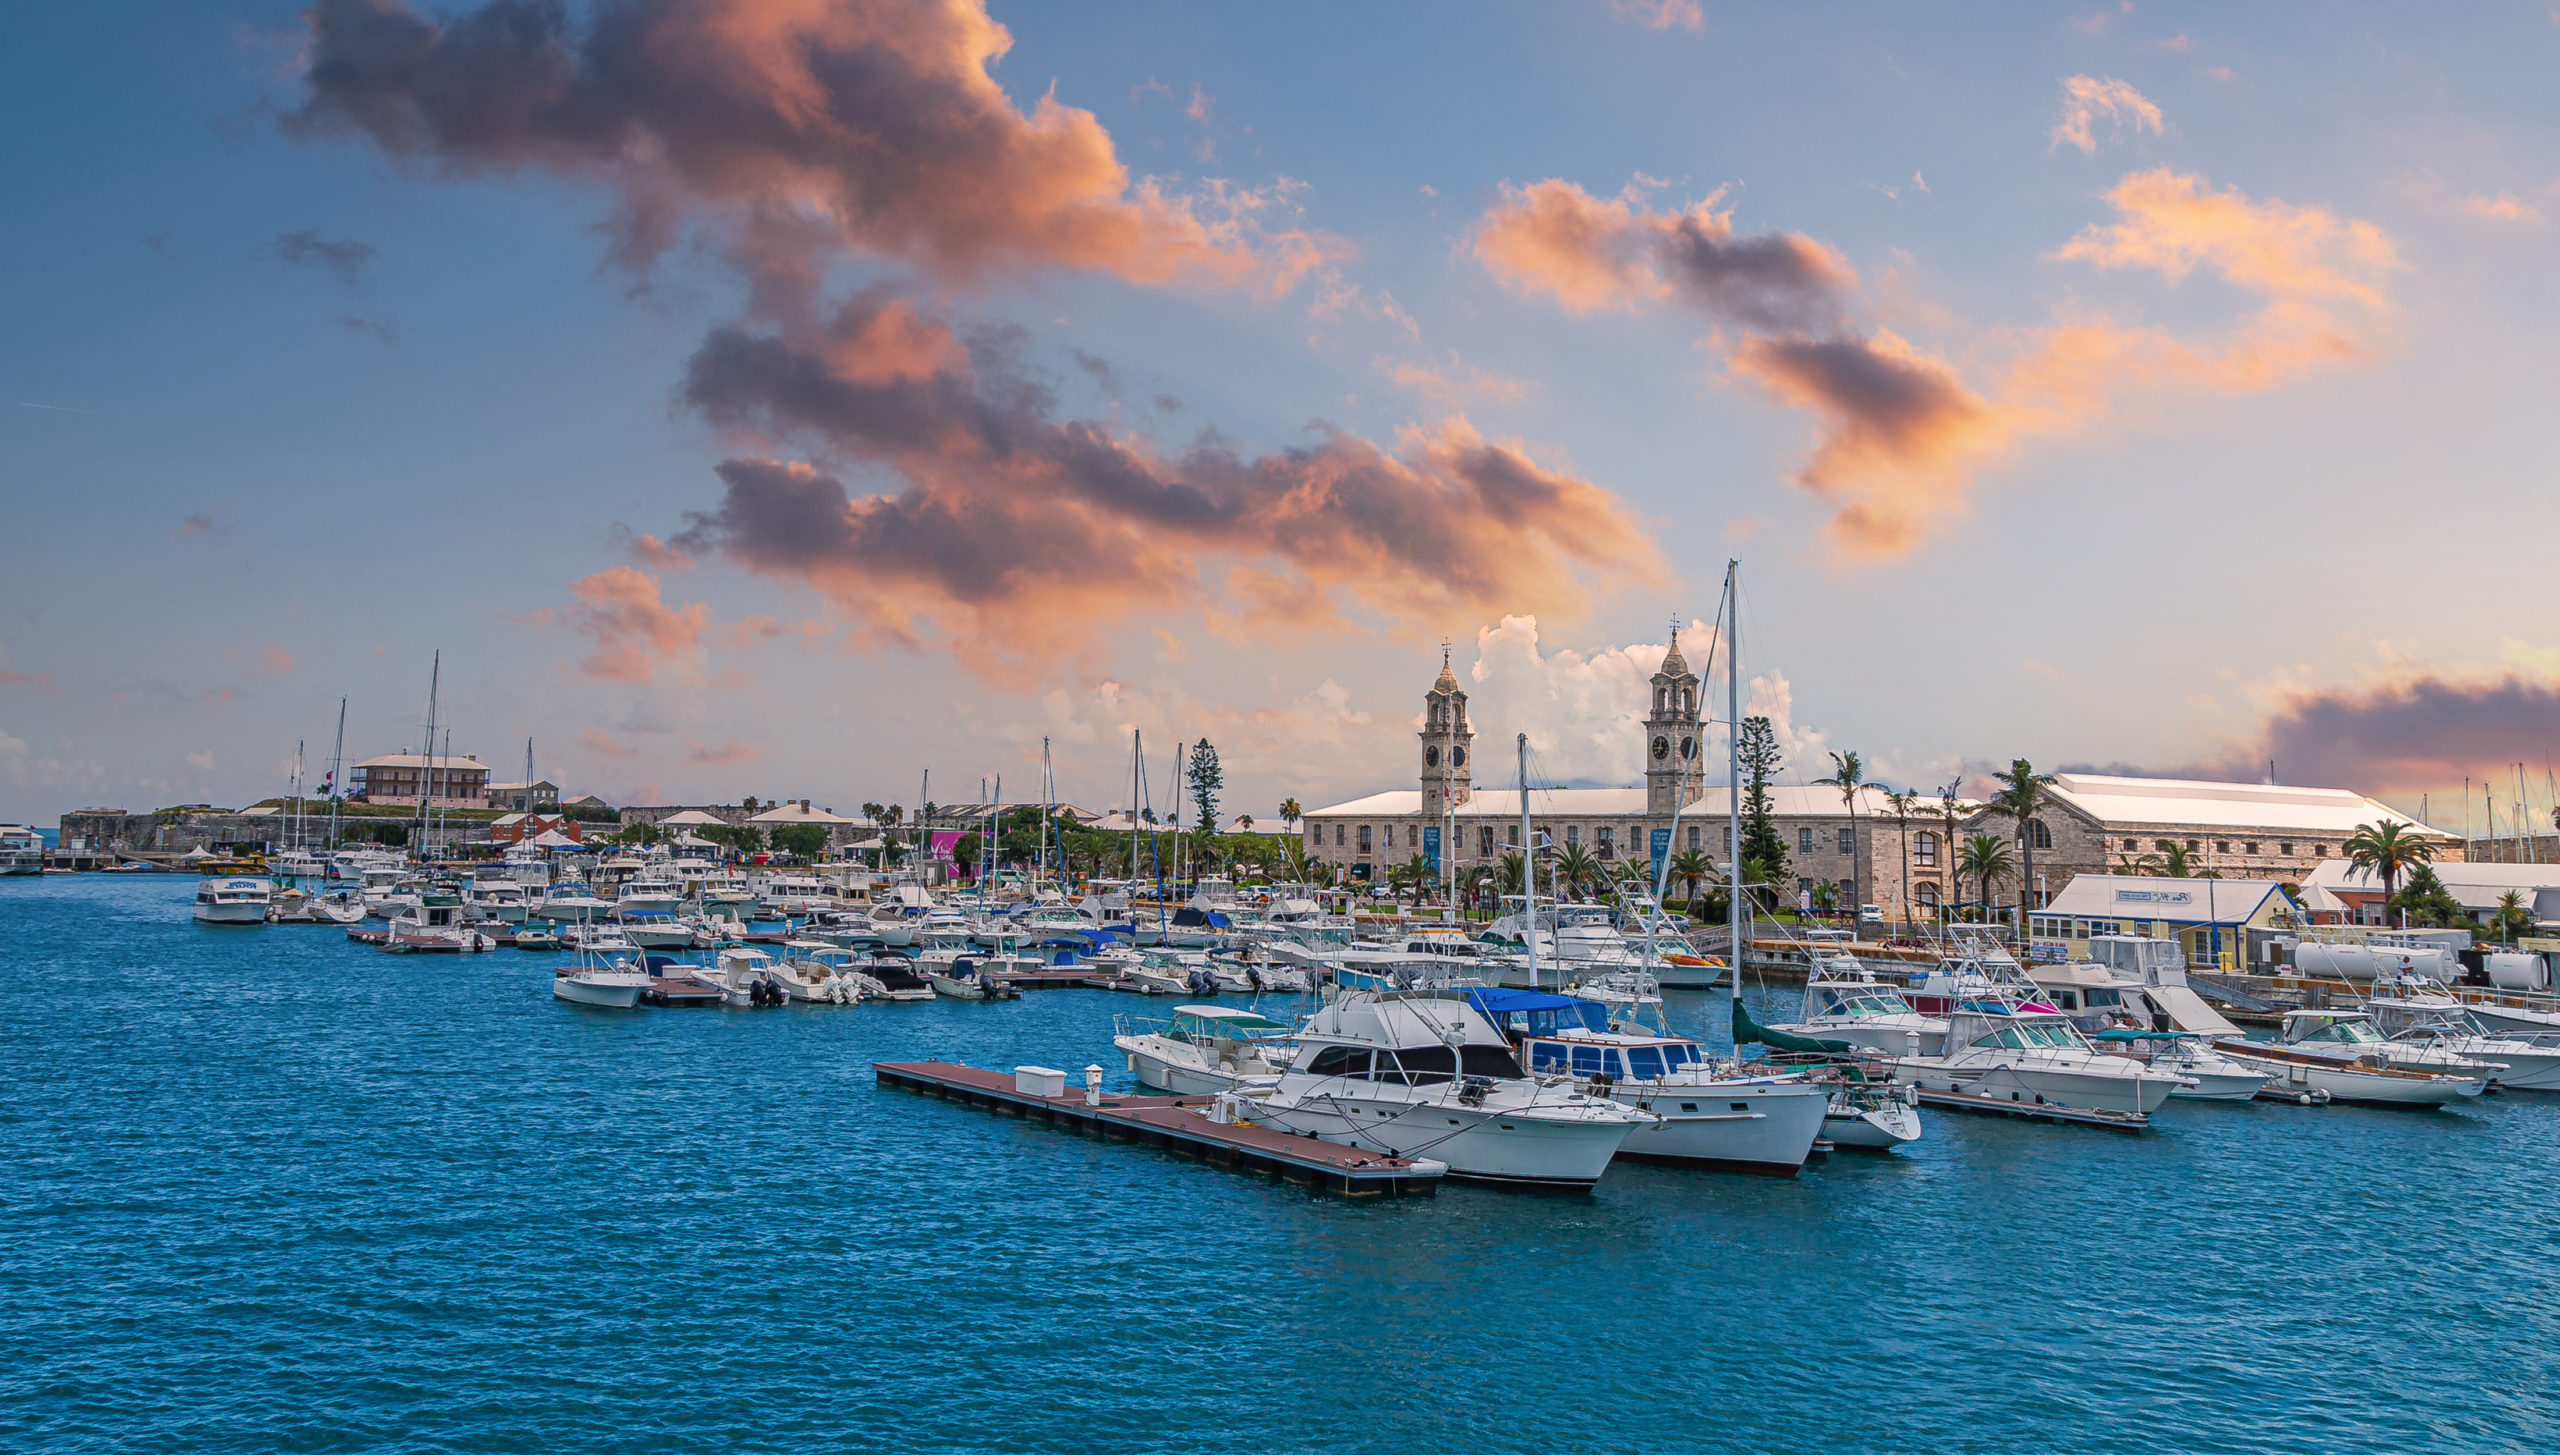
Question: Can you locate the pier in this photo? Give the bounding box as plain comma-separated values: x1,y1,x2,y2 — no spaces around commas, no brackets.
874,1060,1443,1197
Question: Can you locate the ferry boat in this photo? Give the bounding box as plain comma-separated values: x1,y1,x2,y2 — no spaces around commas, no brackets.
192,875,272,925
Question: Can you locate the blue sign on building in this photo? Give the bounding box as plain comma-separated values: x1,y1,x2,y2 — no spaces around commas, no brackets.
1422,824,1440,873
1650,827,1672,877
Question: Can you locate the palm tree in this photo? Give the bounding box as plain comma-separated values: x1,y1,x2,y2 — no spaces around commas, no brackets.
1957,834,2015,921
2114,851,2165,875
1816,749,1867,910
1554,842,1599,899
1811,879,1841,917
1983,758,2057,926
2498,888,2530,944
1278,797,1302,831
2344,820,2432,923
2159,842,2194,877
1496,850,1527,896
1934,780,1964,923
1883,788,1919,934
1667,848,1711,912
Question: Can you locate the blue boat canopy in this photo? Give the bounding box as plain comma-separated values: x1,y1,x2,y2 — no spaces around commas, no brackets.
1456,988,1612,1037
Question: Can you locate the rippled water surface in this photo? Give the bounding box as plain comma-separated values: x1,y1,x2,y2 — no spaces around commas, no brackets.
6,875,2557,1453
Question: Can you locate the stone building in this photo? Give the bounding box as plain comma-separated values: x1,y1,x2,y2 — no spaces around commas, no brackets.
350,751,493,808
1957,774,2451,910
1299,641,1950,915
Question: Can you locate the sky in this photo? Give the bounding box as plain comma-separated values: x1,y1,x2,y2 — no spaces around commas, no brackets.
7,0,2560,832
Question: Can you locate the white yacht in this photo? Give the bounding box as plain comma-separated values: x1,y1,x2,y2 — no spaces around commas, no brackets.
2362,970,2560,1040
1492,990,1832,1174
538,881,614,924
463,875,531,924
2087,1029,2269,1100
2379,1017,2560,1091
1885,995,2185,1114
1116,1005,1296,1093
2264,1009,2496,1080
268,849,328,882
772,942,867,1003
2210,1028,2484,1107
2028,935,2245,1038
192,875,272,925
383,891,493,952
1767,967,1948,1056
1223,991,1655,1187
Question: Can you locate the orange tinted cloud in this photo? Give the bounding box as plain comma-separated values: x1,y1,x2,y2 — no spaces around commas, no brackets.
2054,167,2398,307
683,735,757,765
2050,76,2164,154
1473,179,1853,325
672,295,1659,675
579,729,636,757
1608,0,1703,31
562,566,709,682
288,0,1330,297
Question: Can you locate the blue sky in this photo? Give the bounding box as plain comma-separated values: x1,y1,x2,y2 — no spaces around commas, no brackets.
6,1,2560,828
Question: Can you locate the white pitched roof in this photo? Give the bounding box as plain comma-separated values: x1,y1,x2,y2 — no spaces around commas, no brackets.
658,809,729,826
749,803,853,824
2041,873,2298,925
2045,774,2438,836
353,753,492,772
2303,857,2560,911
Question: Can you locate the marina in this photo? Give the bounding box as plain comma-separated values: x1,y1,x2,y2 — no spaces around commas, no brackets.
12,869,2560,1453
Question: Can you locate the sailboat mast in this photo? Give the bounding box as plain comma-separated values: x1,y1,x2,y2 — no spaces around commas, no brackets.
414,651,439,860
1518,732,1535,991
1725,560,1742,998
1039,737,1055,892
1170,742,1185,895
328,697,346,851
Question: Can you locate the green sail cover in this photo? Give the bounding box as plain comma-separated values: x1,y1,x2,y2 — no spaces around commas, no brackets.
1730,997,1855,1055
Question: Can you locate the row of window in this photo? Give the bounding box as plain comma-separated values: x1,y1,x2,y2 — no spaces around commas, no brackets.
2118,836,2326,858
1302,1044,1522,1083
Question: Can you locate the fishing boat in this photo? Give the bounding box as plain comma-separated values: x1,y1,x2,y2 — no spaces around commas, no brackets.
511,923,564,951
2208,1038,2481,1106
2087,1029,2269,1101
859,958,937,1002
1883,994,2185,1114
383,891,495,952
191,876,272,926
771,942,866,1003
552,946,651,1008
688,946,785,1006
462,875,531,924
924,962,1019,1000
1820,1077,1926,1149
536,881,614,924
1221,990,1655,1188
1766,964,1948,1056
1115,1005,1296,1092
2257,1009,2496,1080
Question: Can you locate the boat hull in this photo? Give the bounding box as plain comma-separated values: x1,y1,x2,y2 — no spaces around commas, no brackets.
1239,1090,1637,1187
2213,1044,2476,1106
1888,1058,2178,1115
191,904,269,925
1824,1100,1924,1149
1608,1082,1830,1173
553,973,646,1008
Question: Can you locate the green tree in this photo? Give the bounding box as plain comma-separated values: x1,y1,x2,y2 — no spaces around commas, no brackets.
1187,739,1224,833
1554,841,1599,899
1736,716,1790,885
1983,758,2057,923
1668,847,1712,913
1957,834,2015,920
1811,878,1841,915
2114,850,2166,875
2345,820,2433,920
1816,749,1867,907
1883,788,1920,933
615,820,665,847
1278,797,1302,830
954,832,984,880
770,822,830,861
1496,850,1527,896
2388,862,2464,928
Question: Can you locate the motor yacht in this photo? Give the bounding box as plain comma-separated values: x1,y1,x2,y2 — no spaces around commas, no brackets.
1222,991,1655,1187
2208,1037,2482,1107
1884,994,2185,1114
772,941,866,1003
1820,1078,1926,1149
268,849,328,882
1116,1005,1296,1092
2258,1009,2496,1081
2381,1017,2560,1091
1767,964,1948,1056
192,875,271,925
1474,988,1831,1174
2029,935,2244,1038
463,875,531,925
383,891,494,952
537,880,614,924
0,824,48,875
311,888,368,925
860,958,937,1001
2361,970,2560,1040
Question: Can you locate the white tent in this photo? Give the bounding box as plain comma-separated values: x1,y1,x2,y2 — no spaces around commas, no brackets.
181,845,213,860
673,831,720,848
531,829,579,848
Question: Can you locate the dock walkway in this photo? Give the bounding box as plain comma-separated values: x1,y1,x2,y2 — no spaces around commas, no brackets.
874,1060,1442,1197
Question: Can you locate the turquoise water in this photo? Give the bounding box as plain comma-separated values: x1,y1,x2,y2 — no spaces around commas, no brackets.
6,875,2556,1454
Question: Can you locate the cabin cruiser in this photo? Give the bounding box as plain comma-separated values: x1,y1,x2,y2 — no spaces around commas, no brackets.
2210,1029,2485,1106
1330,930,1515,992
866,883,940,946
2377,1017,2560,1091
1116,1005,1296,1092
1884,994,2185,1114
1768,964,1948,1056
2086,1030,2269,1100
1118,949,1214,996
0,824,43,875
537,880,614,924
761,873,854,918
383,891,495,952
552,946,652,1008
268,849,328,882
923,960,1019,1000
311,888,368,925
2260,1009,2496,1081
772,942,867,1003
2029,935,2244,1039
462,875,531,924
1224,991,1654,1187
1471,988,1831,1174
2362,969,2560,1041
1152,895,1237,949
192,875,272,925
358,866,416,915
859,958,937,1001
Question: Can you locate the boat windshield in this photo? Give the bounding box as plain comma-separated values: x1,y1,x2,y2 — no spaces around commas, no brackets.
1824,991,1910,1017
2302,1019,2384,1044
1972,1022,2083,1050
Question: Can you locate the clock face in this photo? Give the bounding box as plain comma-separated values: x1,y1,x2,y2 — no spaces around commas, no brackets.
1451,747,1466,768
1652,735,1670,761
1425,745,1441,767
1680,735,1695,759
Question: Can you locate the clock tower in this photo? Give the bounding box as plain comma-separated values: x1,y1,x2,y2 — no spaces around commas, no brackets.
1420,646,1475,816
1645,624,1702,816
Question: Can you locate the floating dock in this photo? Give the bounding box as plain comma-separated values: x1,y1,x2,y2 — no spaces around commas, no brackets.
874,1060,1443,1197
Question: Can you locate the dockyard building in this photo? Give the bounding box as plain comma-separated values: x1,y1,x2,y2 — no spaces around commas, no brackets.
349,751,493,808
1958,774,2450,909
2026,873,2305,969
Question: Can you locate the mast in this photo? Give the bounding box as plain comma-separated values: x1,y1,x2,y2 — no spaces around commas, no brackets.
917,766,929,881
1725,560,1743,998
290,739,304,852
1038,737,1055,893
1170,741,1186,896
327,698,346,851
413,651,440,860
1128,730,1142,884
1518,732,1535,991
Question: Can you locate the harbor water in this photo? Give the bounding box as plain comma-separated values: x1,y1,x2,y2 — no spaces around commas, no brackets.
7,875,2558,1454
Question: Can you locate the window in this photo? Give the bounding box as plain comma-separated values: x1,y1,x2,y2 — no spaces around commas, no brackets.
1569,1044,1607,1076
1838,826,1854,854
2027,820,2052,849
1597,826,1615,858
2280,842,2293,856
1479,826,1495,856
1507,824,1520,848
1306,1047,1369,1078
2123,837,2139,851
1334,824,1344,846
1799,826,1815,853
1459,1045,1521,1079
1687,826,1701,852
1916,882,1940,907
1407,824,1419,848
1566,825,1580,846
1527,1042,1568,1072
1914,830,1937,867
2244,842,2259,855
1723,826,1733,852
2215,841,2230,854
1367,1050,1407,1086
2186,839,2199,851
1356,824,1372,853
1625,1046,1666,1081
